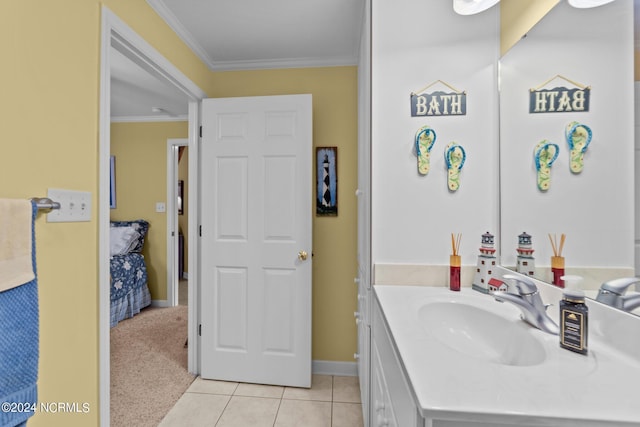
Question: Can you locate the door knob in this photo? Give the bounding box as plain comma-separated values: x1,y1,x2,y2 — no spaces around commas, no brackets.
298,250,308,261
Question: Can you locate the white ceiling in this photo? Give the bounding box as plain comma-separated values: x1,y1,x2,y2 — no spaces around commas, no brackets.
111,0,366,122
111,0,638,122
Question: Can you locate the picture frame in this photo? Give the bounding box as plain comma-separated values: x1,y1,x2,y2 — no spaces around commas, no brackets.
316,147,338,216
110,155,116,209
178,180,184,215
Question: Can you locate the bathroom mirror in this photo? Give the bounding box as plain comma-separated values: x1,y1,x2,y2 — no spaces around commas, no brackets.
498,0,636,306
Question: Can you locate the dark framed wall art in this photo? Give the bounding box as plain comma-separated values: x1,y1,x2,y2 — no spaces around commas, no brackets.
316,147,338,216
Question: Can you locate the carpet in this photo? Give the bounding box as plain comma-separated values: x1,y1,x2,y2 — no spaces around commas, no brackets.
110,305,195,427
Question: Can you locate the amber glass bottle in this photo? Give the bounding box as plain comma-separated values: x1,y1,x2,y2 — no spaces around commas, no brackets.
559,290,588,355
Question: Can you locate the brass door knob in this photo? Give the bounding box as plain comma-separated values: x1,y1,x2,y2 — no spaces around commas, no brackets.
298,250,308,261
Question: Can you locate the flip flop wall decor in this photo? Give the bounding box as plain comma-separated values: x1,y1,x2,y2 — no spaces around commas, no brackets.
445,142,466,192
415,125,436,175
534,140,559,192
565,122,592,174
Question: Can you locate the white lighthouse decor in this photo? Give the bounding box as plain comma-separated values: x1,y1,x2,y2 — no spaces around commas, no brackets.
316,147,337,216
516,232,536,277
472,231,497,294
322,154,331,208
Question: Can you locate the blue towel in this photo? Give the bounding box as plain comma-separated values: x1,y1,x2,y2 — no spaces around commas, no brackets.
0,201,38,427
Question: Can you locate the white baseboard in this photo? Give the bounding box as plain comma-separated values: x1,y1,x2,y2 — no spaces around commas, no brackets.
151,299,171,308
312,360,358,377
142,309,358,377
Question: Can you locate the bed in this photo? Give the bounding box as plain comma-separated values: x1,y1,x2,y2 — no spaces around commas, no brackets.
109,220,152,328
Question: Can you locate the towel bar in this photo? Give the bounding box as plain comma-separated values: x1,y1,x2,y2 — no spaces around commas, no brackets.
31,198,60,211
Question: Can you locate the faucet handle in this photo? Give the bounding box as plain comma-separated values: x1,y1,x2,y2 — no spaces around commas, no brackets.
503,274,538,295
600,277,640,295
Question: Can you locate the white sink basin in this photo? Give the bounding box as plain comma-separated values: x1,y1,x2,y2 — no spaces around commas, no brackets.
418,301,546,366
375,281,640,425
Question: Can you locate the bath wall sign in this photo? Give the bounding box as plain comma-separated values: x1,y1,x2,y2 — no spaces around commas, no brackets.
529,75,590,114
410,80,466,117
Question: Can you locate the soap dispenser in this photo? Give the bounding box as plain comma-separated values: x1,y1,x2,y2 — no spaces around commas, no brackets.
559,289,588,355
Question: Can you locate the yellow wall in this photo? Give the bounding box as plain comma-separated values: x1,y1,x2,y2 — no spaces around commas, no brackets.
110,122,189,300
112,67,359,362
1,1,357,424
500,0,560,56
208,67,359,362
0,1,212,425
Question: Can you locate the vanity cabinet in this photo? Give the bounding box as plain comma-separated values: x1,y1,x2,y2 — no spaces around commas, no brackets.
355,277,371,427
371,294,421,427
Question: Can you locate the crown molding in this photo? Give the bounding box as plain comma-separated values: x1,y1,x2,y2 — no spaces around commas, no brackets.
111,115,188,123
210,55,358,72
146,0,359,72
146,0,215,70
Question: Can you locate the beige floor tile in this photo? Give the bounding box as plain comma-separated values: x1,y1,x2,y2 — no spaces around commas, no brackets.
274,399,331,427
187,377,238,395
159,393,230,426
332,376,361,403
216,396,280,427
234,382,285,398
282,374,333,401
332,402,364,427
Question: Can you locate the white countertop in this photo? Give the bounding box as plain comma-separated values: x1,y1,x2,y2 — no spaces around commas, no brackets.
374,285,640,426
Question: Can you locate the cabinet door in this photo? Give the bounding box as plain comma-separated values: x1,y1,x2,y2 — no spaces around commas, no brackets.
373,296,421,427
356,282,371,426
371,337,397,427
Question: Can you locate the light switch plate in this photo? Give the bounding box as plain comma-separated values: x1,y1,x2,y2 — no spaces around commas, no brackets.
46,189,92,222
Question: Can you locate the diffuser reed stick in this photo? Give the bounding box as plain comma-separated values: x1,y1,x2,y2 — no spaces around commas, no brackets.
451,233,462,256
548,233,566,257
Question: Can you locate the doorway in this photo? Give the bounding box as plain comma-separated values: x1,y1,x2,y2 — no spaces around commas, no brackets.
99,7,205,426
167,139,189,308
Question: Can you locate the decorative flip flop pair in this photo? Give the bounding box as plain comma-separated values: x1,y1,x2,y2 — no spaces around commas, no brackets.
534,122,592,192
565,122,592,174
415,126,466,191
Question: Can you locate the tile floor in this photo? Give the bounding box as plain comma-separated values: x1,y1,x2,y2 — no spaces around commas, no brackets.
159,374,364,427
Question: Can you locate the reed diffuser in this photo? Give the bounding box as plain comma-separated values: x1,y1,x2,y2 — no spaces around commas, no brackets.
450,233,462,291
548,233,566,287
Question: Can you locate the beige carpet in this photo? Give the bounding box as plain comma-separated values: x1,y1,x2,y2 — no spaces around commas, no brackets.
110,306,195,427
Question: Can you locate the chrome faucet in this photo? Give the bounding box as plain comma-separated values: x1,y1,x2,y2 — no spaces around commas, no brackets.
491,274,559,335
595,277,640,312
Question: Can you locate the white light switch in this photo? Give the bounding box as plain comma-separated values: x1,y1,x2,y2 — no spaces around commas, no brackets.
46,189,92,222
155,202,166,213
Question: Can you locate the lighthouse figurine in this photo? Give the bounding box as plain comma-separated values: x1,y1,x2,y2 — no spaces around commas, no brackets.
516,232,536,277
322,154,332,208
472,231,497,294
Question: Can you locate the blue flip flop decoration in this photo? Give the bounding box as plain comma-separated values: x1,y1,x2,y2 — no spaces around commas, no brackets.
534,140,559,191
415,126,436,175
445,142,466,192
565,122,592,174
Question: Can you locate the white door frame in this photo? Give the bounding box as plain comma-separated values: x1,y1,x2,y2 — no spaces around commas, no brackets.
167,139,189,306
99,7,205,426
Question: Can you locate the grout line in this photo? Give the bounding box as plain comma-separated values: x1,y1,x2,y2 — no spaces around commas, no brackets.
330,376,334,427
331,375,335,402
272,396,283,427
213,394,233,427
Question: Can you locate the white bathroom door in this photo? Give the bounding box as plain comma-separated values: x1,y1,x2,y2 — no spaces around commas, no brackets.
200,95,312,387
